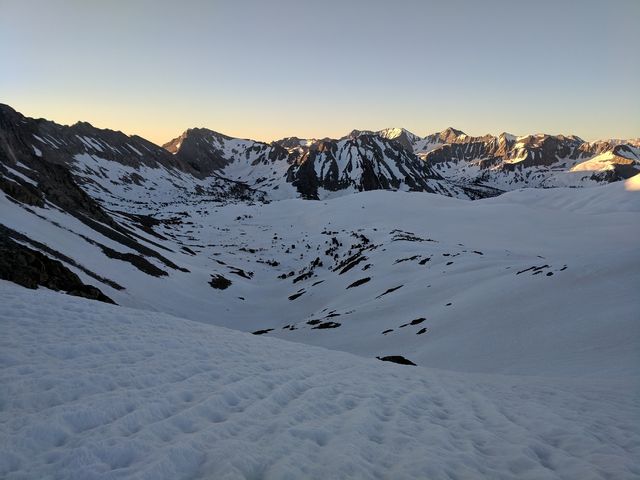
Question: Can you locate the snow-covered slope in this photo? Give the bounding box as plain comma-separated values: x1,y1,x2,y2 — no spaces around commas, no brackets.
2,103,636,207
162,128,297,199
1,172,638,375
1,282,638,480
164,127,486,200
2,103,639,479
412,130,640,192
1,102,638,373
0,104,264,212
280,133,478,200
371,125,640,192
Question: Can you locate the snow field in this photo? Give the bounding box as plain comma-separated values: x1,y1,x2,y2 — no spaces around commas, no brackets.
1,283,639,479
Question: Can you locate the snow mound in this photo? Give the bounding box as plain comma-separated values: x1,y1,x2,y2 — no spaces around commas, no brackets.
1,282,638,480
484,178,640,214
626,172,640,192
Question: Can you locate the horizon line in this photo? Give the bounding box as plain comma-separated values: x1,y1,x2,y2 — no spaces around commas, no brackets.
3,101,638,148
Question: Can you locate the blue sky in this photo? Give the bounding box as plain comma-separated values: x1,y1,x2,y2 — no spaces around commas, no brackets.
1,0,638,144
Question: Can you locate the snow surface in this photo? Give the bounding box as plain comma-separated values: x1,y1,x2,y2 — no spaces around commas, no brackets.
570,151,634,173
412,134,639,193
1,177,638,378
626,173,640,191
1,140,639,479
1,282,638,480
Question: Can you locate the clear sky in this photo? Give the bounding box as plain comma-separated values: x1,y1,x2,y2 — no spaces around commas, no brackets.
1,0,638,145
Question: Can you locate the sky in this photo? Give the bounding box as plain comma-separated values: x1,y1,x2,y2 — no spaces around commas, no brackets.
1,0,638,145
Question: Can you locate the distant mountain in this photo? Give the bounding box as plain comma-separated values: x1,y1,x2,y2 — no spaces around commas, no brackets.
3,105,638,480
0,104,264,211
346,128,421,153
388,128,640,190
1,102,638,388
332,125,640,190
164,127,491,200
276,133,482,200
1,103,637,210
0,103,210,304
163,127,294,198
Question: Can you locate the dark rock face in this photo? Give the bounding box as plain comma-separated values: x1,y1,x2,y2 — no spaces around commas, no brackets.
100,246,168,277
0,171,43,206
345,128,422,153
163,128,236,174
419,130,640,184
209,275,232,290
283,135,444,199
164,127,291,178
0,104,195,280
504,135,584,169
416,127,472,148
0,105,121,226
0,232,114,303
0,103,192,173
382,129,420,153
274,132,501,199
275,137,306,149
0,103,264,207
423,141,503,166
286,151,323,199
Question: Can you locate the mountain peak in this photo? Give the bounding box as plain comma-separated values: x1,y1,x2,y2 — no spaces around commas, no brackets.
378,127,419,140
439,127,466,140
345,129,375,139
422,127,467,145
72,121,95,129
442,126,465,135
498,132,517,142
163,128,234,154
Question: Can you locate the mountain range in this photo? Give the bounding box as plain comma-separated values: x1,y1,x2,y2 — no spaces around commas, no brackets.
1,102,639,478
1,103,638,212
0,99,638,344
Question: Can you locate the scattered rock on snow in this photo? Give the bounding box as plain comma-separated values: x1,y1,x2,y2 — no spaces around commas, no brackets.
376,355,417,366
209,274,232,290
252,328,274,335
376,285,403,299
288,290,306,301
312,322,341,330
347,277,371,289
